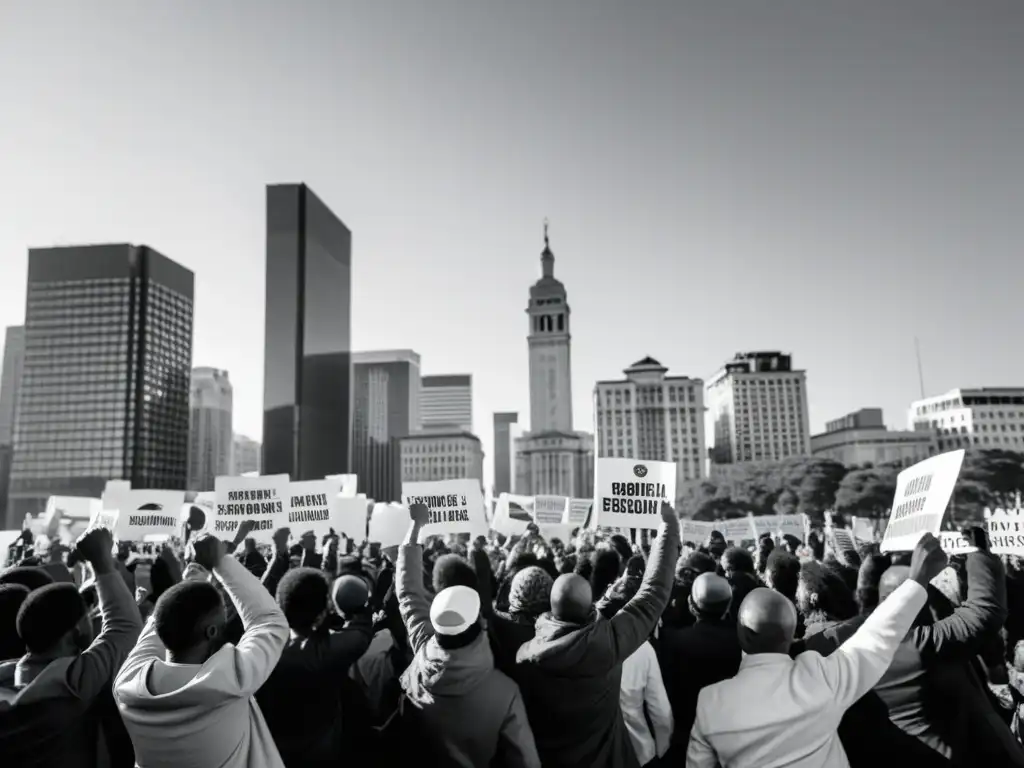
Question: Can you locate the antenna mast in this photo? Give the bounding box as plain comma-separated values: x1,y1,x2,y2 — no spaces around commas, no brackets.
914,337,926,399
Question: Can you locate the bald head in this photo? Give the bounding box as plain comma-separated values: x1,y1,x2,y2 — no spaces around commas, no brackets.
878,565,910,602
692,573,732,610
736,587,798,655
551,573,592,624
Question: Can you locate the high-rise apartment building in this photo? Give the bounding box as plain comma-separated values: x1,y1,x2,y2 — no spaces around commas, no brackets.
0,326,25,528
706,351,810,465
908,387,1024,453
594,357,706,484
400,429,484,485
8,245,193,519
515,223,593,497
231,434,261,475
188,368,233,491
263,183,352,480
811,408,934,467
492,412,519,496
420,374,472,433
352,350,420,502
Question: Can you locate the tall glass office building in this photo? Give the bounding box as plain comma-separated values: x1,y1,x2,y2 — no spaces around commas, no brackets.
7,245,193,518
263,184,352,479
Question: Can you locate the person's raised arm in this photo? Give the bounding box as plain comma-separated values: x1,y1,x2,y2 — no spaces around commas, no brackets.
607,502,680,664
396,503,433,654
193,523,289,695
818,533,946,710
911,530,1007,663
261,527,292,597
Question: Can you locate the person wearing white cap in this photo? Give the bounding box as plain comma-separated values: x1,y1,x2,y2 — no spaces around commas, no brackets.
395,503,540,768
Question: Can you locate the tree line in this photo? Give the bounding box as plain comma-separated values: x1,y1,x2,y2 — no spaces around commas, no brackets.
677,448,1024,528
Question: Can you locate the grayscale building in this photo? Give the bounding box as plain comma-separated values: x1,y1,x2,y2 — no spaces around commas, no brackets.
8,245,193,519
262,183,353,480
188,367,233,491
420,374,473,433
0,326,25,528
492,412,518,496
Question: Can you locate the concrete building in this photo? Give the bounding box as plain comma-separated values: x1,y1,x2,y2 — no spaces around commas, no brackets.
908,387,1024,453
492,412,519,496
811,408,934,467
594,357,706,485
400,429,484,484
706,351,810,466
514,222,592,498
352,350,420,502
262,183,352,479
9,245,193,519
187,368,233,491
231,435,261,475
419,374,472,433
0,326,25,528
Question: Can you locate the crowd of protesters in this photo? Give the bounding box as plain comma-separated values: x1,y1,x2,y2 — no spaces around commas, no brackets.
1,501,1024,767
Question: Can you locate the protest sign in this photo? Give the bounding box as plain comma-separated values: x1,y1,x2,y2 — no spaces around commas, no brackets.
563,498,592,528
491,493,532,537
44,496,101,539
368,502,409,548
593,458,677,531
331,495,369,541
939,530,978,555
182,492,215,540
326,474,359,497
287,478,345,540
832,527,857,553
534,496,568,526
101,487,185,541
402,479,487,541
680,518,715,543
880,449,965,554
214,474,290,545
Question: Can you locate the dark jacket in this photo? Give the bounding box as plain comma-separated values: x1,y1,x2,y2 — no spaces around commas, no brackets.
488,610,538,681
658,618,741,756
0,571,143,768
805,553,1022,767
397,544,540,768
514,519,679,768
255,616,374,767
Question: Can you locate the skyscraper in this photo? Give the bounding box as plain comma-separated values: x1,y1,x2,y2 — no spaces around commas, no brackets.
352,349,420,502
262,183,352,480
188,367,233,491
8,245,193,519
231,434,262,475
706,351,810,466
492,412,519,496
515,222,593,497
0,326,25,528
594,357,706,486
419,374,472,432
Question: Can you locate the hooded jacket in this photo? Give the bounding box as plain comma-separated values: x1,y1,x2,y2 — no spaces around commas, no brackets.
396,543,540,768
113,557,289,768
514,518,679,768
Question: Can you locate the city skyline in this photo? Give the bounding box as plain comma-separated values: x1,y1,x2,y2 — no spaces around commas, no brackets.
1,3,1023,495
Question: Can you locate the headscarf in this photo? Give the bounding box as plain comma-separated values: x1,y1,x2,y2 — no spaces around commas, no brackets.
508,566,553,617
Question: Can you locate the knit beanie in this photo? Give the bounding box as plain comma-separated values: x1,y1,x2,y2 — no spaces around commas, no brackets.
676,550,716,580
857,554,891,591
508,566,553,617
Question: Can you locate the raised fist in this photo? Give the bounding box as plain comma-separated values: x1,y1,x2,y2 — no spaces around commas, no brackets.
409,503,429,527
75,527,115,566
909,533,948,587
660,501,679,525
190,533,226,572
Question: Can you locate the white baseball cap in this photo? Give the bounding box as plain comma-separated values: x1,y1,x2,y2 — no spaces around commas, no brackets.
430,585,481,636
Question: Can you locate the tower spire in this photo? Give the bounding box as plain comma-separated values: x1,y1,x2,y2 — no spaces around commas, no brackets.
540,218,554,278
544,217,549,249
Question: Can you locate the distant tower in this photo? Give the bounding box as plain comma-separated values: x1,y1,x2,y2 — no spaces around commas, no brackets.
188,368,233,491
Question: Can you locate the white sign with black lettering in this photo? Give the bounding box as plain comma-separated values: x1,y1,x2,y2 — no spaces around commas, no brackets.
214,474,291,545
402,479,488,541
593,458,677,531
880,450,965,553
101,488,185,541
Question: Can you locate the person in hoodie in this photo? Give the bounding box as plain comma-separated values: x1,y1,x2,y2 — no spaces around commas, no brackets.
0,526,143,768
113,521,290,768
397,502,541,768
515,501,680,768
255,568,373,767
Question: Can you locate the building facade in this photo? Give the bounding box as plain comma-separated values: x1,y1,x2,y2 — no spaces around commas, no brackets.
419,374,472,433
352,349,420,502
908,387,1024,453
811,408,934,467
492,412,519,496
262,183,352,480
706,351,810,466
0,326,25,528
514,223,593,498
400,429,484,484
8,244,193,519
231,434,262,475
594,357,706,486
188,368,233,491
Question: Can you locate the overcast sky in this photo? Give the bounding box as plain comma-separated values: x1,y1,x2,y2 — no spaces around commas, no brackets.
1,1,1022,488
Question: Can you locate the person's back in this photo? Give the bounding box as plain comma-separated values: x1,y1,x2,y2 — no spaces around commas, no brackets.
113,525,289,768
687,534,948,768
0,529,141,768
515,505,680,768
